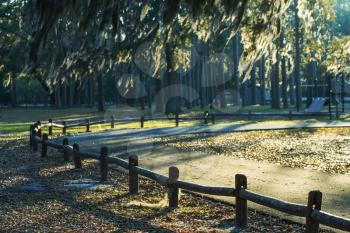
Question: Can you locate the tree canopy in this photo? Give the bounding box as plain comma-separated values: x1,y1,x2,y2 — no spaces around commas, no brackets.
27,0,291,76
0,0,349,110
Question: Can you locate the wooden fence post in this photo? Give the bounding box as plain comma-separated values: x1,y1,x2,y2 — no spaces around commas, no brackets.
62,121,66,134
175,114,179,127
235,174,248,228
29,125,34,147
33,123,38,152
168,166,179,208
211,114,215,125
37,121,42,138
289,111,292,120
73,143,82,169
306,191,322,233
86,119,90,132
140,116,144,128
48,118,53,135
63,138,69,162
100,146,108,182
129,155,139,194
41,134,48,158
248,111,252,120
111,116,115,129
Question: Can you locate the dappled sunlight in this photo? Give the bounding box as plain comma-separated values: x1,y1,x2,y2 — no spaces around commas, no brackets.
73,190,125,205
2,115,346,231
126,194,169,209
1,0,350,230
0,175,30,189
38,164,75,178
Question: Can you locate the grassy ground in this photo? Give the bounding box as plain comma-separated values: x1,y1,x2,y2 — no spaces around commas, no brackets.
1,106,348,138
1,108,347,232
0,107,252,136
0,136,333,232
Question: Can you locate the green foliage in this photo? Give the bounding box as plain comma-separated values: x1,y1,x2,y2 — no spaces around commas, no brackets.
239,0,292,80
323,36,350,76
0,1,31,104
0,0,349,107
27,0,290,82
334,0,350,35
299,0,336,64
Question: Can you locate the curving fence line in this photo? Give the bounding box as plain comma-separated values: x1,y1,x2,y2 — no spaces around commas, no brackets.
29,111,337,137
29,120,350,233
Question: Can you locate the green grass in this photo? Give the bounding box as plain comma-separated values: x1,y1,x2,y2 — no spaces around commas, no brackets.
0,106,348,137
237,104,297,113
0,108,104,122
0,122,30,132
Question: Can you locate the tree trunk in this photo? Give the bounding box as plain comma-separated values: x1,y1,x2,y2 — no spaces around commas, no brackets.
289,75,296,105
62,80,67,108
68,77,74,107
241,80,248,107
259,57,266,105
139,72,145,110
11,74,17,107
219,53,227,108
232,34,241,106
280,32,289,109
147,77,152,110
49,92,55,106
281,58,289,108
154,78,163,112
199,56,205,109
114,73,119,106
271,62,281,109
201,44,210,108
97,74,105,112
55,85,61,109
294,0,302,111
164,42,181,114
88,76,95,107
74,81,81,107
306,62,315,106
251,65,257,105
188,43,197,109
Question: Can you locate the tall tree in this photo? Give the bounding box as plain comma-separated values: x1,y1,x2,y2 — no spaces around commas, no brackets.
294,0,302,111
232,34,241,105
0,0,29,106
280,31,289,108
28,0,290,95
259,57,266,105
97,74,105,112
271,61,281,109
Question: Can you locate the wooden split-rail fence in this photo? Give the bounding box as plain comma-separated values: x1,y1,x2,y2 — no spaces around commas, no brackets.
29,111,337,137
28,119,350,233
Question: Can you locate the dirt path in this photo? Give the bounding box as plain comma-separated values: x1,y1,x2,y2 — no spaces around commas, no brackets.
139,145,350,221
3,140,335,233
65,133,350,226
58,121,350,229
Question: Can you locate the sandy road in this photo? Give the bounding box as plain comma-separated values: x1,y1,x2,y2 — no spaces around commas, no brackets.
56,121,350,229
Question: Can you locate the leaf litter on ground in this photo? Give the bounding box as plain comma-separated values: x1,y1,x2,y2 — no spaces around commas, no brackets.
0,135,335,232
153,128,350,175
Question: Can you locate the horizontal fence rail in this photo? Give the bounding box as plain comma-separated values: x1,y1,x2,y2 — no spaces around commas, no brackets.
32,111,340,136
239,189,308,217
312,210,350,232
175,181,235,197
29,121,350,233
